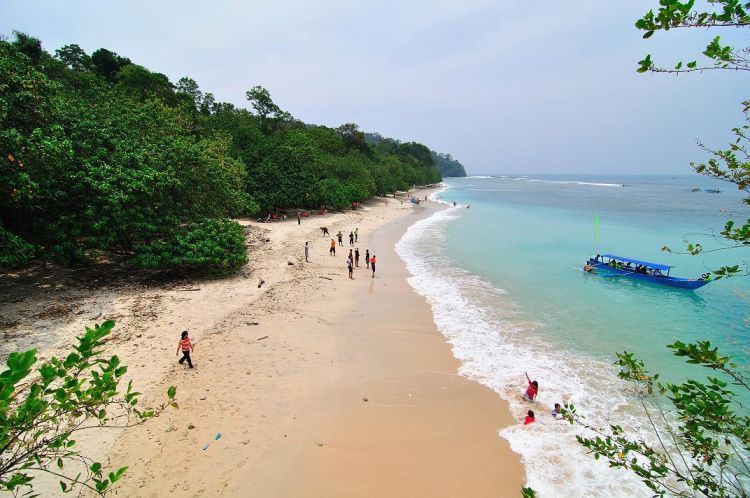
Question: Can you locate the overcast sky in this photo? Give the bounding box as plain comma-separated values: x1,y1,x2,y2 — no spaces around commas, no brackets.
1,0,746,174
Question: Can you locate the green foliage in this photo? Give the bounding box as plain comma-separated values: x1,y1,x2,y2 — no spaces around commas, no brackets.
90,48,131,82
0,321,177,496
131,218,248,273
432,151,467,177
0,224,35,268
634,0,750,73
0,32,443,272
564,342,750,496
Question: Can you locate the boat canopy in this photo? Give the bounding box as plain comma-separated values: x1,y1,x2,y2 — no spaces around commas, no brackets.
600,254,673,271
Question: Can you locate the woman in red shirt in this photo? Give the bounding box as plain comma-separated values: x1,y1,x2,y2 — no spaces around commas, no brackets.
522,371,538,401
176,330,194,369
524,410,535,425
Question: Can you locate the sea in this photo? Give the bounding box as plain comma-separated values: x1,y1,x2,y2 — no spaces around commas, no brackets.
395,174,750,497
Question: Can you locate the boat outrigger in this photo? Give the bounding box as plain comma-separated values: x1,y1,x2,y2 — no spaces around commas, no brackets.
583,254,712,290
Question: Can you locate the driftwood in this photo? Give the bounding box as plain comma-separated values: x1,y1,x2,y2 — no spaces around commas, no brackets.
257,279,265,288
319,276,333,281
256,336,269,341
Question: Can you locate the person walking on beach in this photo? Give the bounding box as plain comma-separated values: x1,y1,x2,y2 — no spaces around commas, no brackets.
354,228,359,242
522,372,538,402
304,241,310,262
349,231,354,246
348,249,353,265
365,249,370,269
297,213,301,225
337,231,343,246
369,255,376,278
347,254,354,279
330,239,336,256
176,331,194,369
355,248,360,267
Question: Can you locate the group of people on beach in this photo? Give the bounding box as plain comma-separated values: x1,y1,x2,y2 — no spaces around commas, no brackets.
520,371,564,426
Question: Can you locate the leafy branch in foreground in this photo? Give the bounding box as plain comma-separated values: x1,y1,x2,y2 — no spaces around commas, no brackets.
661,100,750,278
635,0,750,73
562,341,750,497
0,321,177,496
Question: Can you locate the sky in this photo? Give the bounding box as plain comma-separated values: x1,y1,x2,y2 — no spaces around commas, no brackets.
1,0,747,175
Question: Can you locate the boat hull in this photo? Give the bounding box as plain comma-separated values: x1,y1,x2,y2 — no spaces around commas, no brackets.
586,260,710,290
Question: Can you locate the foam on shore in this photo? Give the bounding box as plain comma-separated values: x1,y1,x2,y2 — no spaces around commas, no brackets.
395,206,649,497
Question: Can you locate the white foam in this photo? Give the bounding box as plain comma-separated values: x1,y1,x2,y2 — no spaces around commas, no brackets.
466,175,494,179
395,209,649,497
523,178,623,187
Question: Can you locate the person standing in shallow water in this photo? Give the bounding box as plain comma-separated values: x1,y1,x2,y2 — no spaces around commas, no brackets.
354,248,360,267
176,331,194,368
522,372,538,402
365,249,370,269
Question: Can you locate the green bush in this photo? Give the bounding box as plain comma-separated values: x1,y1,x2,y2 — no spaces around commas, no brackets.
0,225,35,268
131,218,247,273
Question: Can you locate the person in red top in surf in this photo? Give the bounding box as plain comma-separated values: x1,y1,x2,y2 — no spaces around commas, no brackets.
176,330,194,369
522,371,538,402
524,410,535,425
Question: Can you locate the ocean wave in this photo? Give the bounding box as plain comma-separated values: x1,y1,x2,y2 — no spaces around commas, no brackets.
525,179,623,187
395,209,648,497
466,175,494,179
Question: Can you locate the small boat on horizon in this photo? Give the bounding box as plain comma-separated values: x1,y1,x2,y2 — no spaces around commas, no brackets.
705,188,721,193
583,254,711,290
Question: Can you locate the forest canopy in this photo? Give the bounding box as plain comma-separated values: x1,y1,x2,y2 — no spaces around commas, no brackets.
0,32,448,272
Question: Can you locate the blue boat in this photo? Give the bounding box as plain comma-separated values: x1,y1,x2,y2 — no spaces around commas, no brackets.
583,254,711,290
410,196,421,205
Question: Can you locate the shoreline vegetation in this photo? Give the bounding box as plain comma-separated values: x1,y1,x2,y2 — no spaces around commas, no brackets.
0,31,466,275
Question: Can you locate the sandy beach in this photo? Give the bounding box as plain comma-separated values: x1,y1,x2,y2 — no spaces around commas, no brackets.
0,190,523,497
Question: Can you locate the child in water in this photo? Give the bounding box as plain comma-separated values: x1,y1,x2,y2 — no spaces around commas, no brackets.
522,371,538,402
176,331,194,369
524,410,535,425
551,403,563,420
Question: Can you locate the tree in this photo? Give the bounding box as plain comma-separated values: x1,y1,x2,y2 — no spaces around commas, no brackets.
11,32,42,66
54,44,91,71
91,48,131,82
175,76,203,110
559,2,750,497
0,321,177,496
633,0,750,277
564,343,750,496
115,65,174,102
635,0,749,74
336,123,369,153
245,85,292,132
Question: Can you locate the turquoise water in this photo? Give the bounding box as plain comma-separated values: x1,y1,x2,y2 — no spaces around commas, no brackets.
445,175,750,380
397,174,750,496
